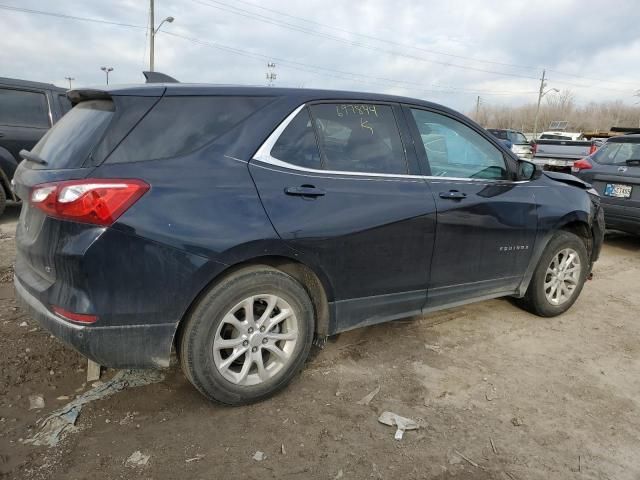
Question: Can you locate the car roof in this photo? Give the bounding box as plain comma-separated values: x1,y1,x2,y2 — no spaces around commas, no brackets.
0,76,66,92
67,83,459,116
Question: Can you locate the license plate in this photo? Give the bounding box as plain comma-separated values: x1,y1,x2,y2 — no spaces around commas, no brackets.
604,183,632,199
548,159,568,166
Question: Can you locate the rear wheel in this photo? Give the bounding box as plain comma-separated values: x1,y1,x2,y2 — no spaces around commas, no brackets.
179,266,314,405
517,231,588,317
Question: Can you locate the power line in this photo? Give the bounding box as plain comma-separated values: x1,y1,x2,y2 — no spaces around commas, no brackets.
189,0,543,82
162,30,535,97
203,0,640,89
214,0,539,72
0,3,145,30
2,2,633,96
0,3,534,96
188,0,637,92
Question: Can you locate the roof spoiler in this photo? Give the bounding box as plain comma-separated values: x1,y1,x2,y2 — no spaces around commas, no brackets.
142,71,179,83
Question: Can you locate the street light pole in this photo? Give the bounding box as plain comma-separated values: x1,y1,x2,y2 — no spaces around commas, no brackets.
64,76,75,89
149,0,175,72
532,70,559,140
100,66,113,85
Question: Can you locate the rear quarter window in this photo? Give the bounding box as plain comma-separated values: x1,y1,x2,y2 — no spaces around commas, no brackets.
31,99,114,169
107,96,273,164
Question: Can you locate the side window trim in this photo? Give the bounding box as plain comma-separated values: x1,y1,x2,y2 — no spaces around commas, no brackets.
255,101,418,178
402,104,517,182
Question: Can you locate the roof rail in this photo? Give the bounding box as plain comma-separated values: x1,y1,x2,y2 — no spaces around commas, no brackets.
142,71,179,83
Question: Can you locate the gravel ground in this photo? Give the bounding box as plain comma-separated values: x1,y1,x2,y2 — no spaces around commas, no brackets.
1,204,639,480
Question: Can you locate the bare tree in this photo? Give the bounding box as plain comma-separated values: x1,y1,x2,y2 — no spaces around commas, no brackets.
469,93,640,132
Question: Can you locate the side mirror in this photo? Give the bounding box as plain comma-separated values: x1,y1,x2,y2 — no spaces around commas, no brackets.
517,159,537,180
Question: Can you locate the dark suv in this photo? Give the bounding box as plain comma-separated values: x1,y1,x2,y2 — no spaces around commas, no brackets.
14,84,604,404
0,77,71,216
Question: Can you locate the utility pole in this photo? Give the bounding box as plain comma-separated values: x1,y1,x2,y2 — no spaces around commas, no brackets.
475,96,481,123
532,70,559,140
265,62,277,87
149,0,155,71
100,66,113,85
64,76,75,89
533,70,546,141
149,0,175,72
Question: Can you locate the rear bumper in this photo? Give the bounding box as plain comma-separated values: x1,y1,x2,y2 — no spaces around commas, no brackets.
14,275,176,368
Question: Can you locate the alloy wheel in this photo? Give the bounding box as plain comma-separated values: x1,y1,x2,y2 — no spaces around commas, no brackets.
544,248,582,306
212,295,299,386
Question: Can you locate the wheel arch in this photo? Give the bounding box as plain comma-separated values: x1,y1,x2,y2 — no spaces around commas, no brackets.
174,254,335,354
517,211,593,297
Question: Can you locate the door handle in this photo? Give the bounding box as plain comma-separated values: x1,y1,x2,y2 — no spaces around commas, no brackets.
284,185,326,197
439,190,467,200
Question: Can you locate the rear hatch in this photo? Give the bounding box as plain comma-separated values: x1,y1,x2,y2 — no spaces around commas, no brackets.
14,88,162,297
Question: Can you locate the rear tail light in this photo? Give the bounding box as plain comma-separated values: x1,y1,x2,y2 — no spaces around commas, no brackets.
589,143,598,155
52,306,98,324
531,142,537,155
571,158,592,173
30,179,149,226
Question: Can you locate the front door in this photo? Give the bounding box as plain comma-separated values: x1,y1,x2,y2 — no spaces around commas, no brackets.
249,102,437,333
405,106,538,308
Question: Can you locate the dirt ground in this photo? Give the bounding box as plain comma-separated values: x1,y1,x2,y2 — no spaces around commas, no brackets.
1,204,640,480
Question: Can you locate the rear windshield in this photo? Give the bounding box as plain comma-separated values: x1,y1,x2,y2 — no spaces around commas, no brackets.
540,134,574,140
31,99,114,169
488,130,508,140
592,141,640,165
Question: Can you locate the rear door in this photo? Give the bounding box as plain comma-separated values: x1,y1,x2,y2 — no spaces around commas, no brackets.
249,101,437,333
405,106,538,308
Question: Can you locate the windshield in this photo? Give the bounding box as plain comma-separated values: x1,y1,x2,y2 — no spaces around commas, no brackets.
31,99,114,169
592,141,640,165
510,132,528,144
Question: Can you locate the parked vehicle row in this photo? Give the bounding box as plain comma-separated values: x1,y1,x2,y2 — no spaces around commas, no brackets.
0,77,71,216
14,82,604,404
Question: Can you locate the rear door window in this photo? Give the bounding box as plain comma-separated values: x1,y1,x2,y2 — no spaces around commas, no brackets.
0,88,49,128
270,108,322,169
107,96,273,163
31,99,114,169
309,103,407,174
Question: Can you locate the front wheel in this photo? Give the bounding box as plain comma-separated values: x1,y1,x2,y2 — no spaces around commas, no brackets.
179,266,315,405
517,231,589,317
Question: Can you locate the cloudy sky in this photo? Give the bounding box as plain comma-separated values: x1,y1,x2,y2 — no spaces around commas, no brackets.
1,0,639,112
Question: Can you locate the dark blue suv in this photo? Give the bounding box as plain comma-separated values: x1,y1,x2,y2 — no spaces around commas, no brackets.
13,84,604,404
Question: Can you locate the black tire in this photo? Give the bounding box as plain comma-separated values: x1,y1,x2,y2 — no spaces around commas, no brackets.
0,186,6,218
179,266,315,405
517,231,589,317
